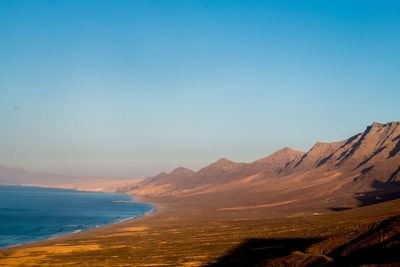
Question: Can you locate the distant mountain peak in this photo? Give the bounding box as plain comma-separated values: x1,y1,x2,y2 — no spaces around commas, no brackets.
370,121,400,129
254,147,304,164
197,158,239,174
371,122,384,127
274,147,303,155
170,167,195,175
216,158,233,162
309,142,333,152
215,157,234,164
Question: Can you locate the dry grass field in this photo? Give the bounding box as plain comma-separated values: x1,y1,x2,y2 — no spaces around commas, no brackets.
1,196,400,266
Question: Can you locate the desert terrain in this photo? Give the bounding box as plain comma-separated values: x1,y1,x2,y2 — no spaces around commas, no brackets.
1,121,400,266
1,196,399,266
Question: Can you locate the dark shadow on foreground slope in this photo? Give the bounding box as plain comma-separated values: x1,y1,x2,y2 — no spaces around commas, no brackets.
205,216,400,266
204,238,322,267
327,215,400,266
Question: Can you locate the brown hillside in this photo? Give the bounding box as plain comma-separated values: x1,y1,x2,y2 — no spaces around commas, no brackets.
128,122,400,215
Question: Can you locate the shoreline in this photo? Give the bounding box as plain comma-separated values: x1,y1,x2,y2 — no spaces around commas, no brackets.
1,194,400,266
0,184,158,251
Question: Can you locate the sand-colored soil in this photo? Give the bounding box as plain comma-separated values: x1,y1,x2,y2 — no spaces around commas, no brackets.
1,196,400,266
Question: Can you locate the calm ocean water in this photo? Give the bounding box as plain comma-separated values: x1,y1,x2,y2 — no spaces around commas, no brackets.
0,185,156,248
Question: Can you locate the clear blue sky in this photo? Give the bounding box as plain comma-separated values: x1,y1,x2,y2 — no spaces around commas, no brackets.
1,0,399,177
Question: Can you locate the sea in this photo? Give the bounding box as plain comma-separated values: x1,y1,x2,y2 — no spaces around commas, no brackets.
0,185,156,249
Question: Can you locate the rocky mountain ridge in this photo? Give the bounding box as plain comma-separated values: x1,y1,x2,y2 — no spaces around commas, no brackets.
127,122,400,212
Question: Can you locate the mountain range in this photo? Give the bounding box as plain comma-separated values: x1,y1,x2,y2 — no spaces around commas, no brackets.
1,121,400,215
124,121,400,214
1,121,400,266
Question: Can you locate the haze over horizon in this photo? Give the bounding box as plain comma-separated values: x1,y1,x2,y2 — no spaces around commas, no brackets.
1,1,399,177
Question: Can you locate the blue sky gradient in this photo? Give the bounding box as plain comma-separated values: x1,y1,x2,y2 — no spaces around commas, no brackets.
1,1,399,177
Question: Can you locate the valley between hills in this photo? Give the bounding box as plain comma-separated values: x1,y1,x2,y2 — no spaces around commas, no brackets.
1,121,400,266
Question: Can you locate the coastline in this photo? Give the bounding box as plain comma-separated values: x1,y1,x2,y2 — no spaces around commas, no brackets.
0,185,158,251
1,193,400,266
